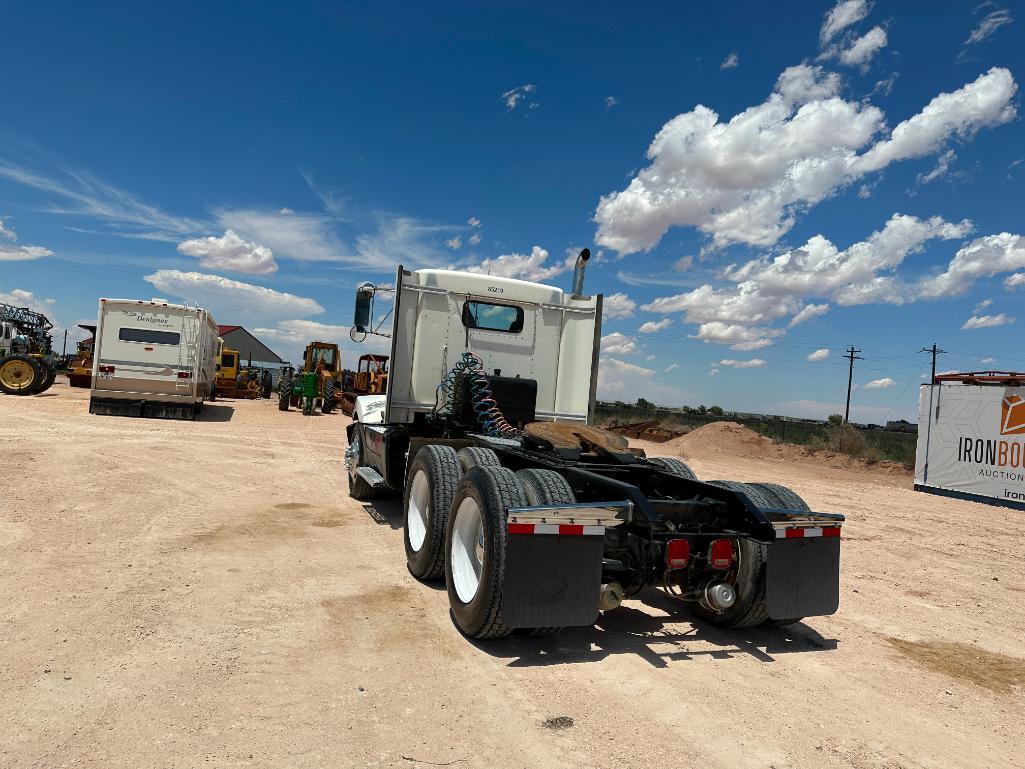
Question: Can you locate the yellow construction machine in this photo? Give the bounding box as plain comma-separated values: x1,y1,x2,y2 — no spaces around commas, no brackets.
67,324,96,388
278,341,343,415
339,354,389,415
215,344,271,399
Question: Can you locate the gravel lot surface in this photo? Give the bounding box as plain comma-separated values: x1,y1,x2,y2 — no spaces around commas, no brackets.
2,382,1022,768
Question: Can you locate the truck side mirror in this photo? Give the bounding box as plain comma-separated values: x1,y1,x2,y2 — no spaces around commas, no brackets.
354,285,374,333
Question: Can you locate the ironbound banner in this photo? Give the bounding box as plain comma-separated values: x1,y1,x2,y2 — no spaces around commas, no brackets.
915,384,1025,507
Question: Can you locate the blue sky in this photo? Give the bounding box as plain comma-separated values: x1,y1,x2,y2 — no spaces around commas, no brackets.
2,0,1022,422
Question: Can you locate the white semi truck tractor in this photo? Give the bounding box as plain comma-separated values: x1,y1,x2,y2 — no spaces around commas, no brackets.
345,250,844,639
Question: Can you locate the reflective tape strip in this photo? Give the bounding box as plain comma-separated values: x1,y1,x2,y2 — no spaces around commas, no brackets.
508,523,605,536
777,526,842,539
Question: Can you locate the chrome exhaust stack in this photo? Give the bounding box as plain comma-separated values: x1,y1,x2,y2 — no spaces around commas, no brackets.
571,248,591,297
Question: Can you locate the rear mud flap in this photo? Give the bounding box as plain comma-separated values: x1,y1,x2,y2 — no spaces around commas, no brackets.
502,533,604,628
765,537,841,619
89,397,197,421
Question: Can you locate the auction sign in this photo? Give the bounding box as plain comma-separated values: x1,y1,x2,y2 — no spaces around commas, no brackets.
915,384,1025,508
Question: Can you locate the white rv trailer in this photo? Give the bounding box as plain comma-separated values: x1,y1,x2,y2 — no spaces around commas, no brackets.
89,298,219,420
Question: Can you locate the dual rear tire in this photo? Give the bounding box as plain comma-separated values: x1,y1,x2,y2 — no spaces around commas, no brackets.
402,446,577,639
695,480,809,629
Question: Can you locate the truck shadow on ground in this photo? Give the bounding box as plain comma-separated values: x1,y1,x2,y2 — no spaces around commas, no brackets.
362,497,403,530
467,589,838,668
197,404,235,422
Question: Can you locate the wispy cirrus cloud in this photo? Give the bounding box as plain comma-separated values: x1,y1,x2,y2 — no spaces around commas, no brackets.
502,84,538,111
964,4,1013,47
143,269,323,324
0,161,204,239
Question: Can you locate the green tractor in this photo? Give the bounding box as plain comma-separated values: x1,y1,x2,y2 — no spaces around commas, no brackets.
278,341,342,415
0,303,58,397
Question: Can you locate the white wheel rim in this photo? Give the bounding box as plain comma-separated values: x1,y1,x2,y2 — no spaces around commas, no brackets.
451,496,485,603
406,469,430,552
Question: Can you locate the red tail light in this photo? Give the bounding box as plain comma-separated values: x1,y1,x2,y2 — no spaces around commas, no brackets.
177,371,192,379
98,365,115,374
709,539,734,570
665,539,690,568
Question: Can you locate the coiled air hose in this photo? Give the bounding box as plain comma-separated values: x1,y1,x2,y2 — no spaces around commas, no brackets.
432,351,521,438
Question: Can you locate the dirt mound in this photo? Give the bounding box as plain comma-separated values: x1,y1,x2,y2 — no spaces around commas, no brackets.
655,421,909,476
662,421,774,458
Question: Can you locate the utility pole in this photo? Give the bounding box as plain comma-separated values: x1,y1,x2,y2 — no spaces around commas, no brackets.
62,329,67,357
843,346,863,424
919,343,946,383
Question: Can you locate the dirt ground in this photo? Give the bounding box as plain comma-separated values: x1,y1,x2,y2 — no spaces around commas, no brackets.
2,382,1023,769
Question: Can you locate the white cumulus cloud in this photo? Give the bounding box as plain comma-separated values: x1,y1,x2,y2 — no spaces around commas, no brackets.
0,216,53,261
673,255,694,272
718,358,767,368
603,292,637,319
920,233,1025,298
720,52,739,70
789,303,830,327
854,68,1017,174
594,66,1016,254
807,348,831,362
962,313,1014,330
463,246,574,283
638,318,673,333
837,26,888,67
177,229,277,275
863,377,896,389
600,331,639,355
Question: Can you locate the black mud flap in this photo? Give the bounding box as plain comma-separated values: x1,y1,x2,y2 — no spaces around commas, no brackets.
765,537,841,619
89,397,197,420
89,397,144,417
501,533,604,628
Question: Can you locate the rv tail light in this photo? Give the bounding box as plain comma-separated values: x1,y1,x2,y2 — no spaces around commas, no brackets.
98,365,115,374
177,371,192,379
709,539,734,570
665,539,690,569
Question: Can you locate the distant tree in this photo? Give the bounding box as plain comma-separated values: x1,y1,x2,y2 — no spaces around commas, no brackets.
828,413,843,425
709,405,724,416
697,404,707,415
636,397,655,415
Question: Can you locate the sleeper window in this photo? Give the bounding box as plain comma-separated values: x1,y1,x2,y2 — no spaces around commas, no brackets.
461,301,524,333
